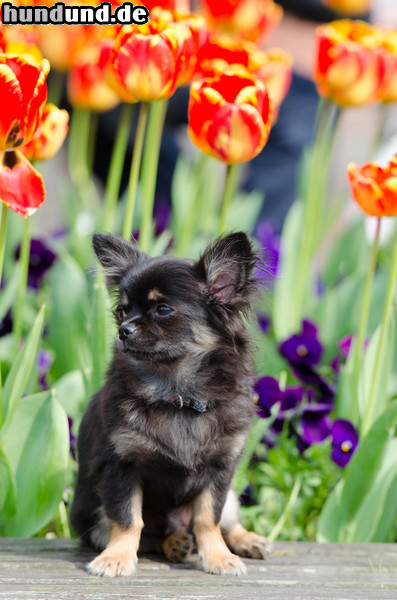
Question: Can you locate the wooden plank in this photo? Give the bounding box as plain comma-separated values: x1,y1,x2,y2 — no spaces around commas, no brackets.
0,538,396,600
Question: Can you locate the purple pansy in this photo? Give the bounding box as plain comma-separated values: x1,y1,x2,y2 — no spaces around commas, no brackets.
257,312,271,335
154,200,171,236
37,350,53,391
0,310,13,337
331,419,359,468
279,387,303,413
299,403,333,446
255,221,280,278
68,417,77,461
254,376,282,418
280,320,322,367
15,239,57,289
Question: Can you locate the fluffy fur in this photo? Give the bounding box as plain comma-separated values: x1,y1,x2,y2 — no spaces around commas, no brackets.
70,232,270,576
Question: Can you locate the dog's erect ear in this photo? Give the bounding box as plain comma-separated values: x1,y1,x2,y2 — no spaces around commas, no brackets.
196,232,258,305
92,233,143,284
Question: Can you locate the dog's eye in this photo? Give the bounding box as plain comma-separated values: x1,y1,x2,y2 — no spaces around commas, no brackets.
155,304,173,318
114,306,126,321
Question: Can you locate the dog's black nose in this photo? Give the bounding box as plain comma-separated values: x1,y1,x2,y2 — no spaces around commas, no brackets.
119,323,136,340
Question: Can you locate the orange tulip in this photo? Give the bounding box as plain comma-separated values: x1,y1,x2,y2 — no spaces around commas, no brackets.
314,20,386,106
347,155,397,217
68,39,121,111
201,0,283,44
321,0,371,15
379,31,397,103
112,19,183,102
22,104,69,162
188,69,273,164
144,0,190,10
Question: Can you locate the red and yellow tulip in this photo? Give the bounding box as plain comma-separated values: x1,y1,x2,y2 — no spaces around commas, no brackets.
68,39,121,111
0,55,66,217
200,0,283,44
22,103,69,162
347,155,397,217
151,6,208,87
112,19,183,102
314,20,386,106
379,31,397,103
321,0,371,15
196,34,292,115
188,69,273,164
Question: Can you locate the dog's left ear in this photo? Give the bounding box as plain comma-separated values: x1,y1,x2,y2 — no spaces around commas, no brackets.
196,232,258,305
93,233,144,284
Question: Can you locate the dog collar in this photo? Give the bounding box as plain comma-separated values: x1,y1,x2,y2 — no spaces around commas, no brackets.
168,393,208,413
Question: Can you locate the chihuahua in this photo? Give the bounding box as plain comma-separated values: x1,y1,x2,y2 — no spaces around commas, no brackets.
70,231,270,576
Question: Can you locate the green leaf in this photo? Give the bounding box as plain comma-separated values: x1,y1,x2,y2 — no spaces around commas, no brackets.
53,369,86,419
346,439,397,542
316,479,344,542
358,316,395,424
233,416,272,495
0,265,20,324
90,272,114,396
47,253,90,378
273,202,304,340
225,189,264,234
0,445,16,524
1,305,45,430
1,390,69,537
317,401,397,542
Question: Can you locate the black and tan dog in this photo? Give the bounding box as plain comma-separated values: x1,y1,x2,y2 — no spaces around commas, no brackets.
70,231,270,576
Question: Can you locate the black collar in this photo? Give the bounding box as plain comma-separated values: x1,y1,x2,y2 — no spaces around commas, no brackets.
167,393,208,413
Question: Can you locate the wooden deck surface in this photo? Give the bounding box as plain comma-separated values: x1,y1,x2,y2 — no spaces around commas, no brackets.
0,538,396,600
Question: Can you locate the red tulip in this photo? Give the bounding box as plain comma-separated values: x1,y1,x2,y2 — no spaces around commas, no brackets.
188,69,273,164
347,155,397,217
201,0,283,44
314,20,386,106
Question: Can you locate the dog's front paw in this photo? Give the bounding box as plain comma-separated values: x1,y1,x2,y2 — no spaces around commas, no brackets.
203,552,247,576
226,528,271,560
87,550,137,577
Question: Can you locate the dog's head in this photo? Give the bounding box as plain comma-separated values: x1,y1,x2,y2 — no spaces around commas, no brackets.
93,232,259,363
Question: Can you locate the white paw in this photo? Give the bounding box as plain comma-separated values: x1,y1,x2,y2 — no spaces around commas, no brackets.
203,553,247,576
87,551,137,577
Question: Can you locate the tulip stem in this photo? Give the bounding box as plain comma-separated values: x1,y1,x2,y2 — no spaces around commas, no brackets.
351,217,381,423
123,102,149,241
0,203,9,287
12,216,31,354
103,103,134,232
219,163,240,235
362,232,397,436
292,99,341,330
139,99,169,252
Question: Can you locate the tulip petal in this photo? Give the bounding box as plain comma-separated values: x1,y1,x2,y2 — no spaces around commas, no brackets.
0,150,45,217
0,63,24,149
22,104,69,162
206,102,268,163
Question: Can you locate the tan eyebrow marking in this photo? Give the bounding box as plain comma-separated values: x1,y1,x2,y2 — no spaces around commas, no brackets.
148,288,161,301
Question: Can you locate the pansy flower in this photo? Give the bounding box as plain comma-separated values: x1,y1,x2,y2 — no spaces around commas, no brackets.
254,376,282,418
14,238,57,289
331,419,359,467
